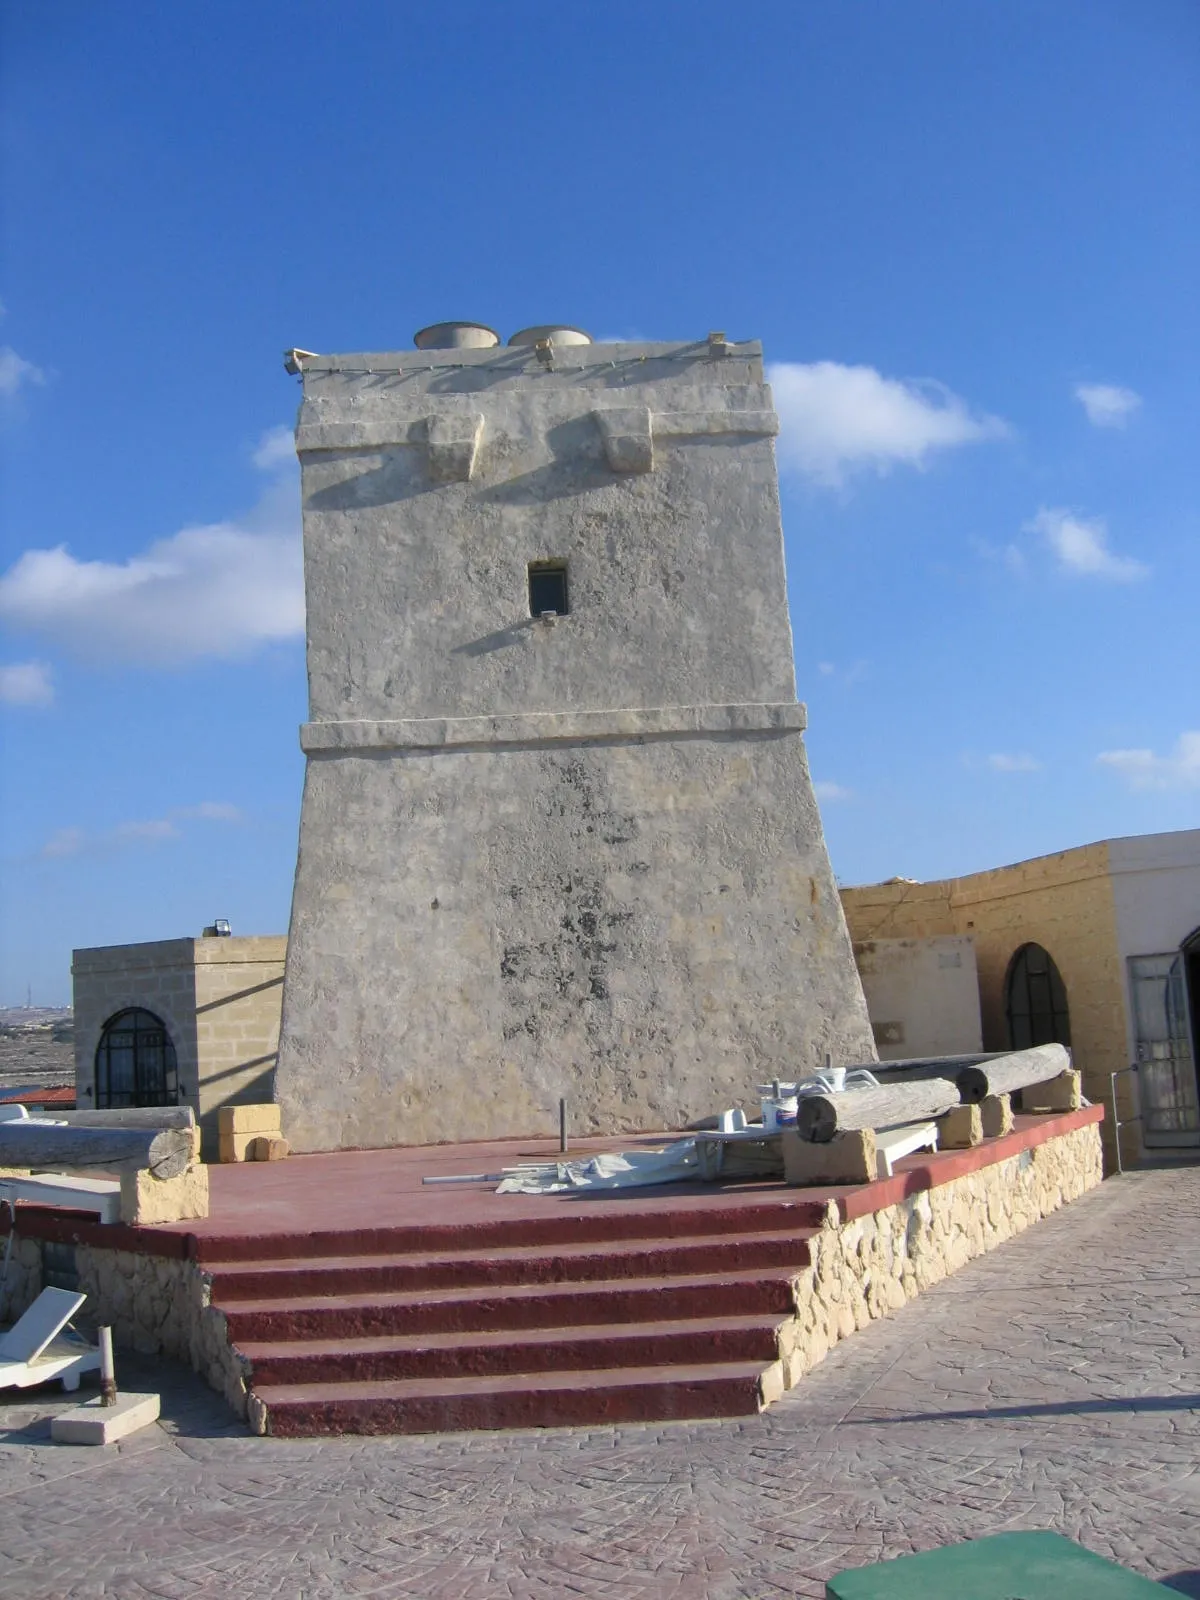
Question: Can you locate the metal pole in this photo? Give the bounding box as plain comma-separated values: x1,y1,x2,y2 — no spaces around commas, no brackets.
559,1097,568,1155
1109,1070,1123,1175
99,1325,117,1407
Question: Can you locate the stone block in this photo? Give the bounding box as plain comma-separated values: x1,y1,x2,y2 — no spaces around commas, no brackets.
782,1129,877,1186
982,1093,1014,1138
938,1104,983,1149
1019,1069,1082,1113
218,1129,254,1163
51,1392,160,1445
247,1135,290,1161
119,1164,209,1225
218,1103,281,1137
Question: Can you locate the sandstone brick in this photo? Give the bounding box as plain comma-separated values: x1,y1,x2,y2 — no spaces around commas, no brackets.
218,1103,282,1137
247,1135,290,1161
119,1163,210,1224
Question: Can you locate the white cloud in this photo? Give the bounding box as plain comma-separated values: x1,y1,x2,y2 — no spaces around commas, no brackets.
41,827,85,859
252,424,296,471
116,818,179,843
1075,383,1141,429
0,345,47,398
180,800,243,823
767,360,1007,485
1029,506,1149,582
38,800,243,861
0,660,53,707
0,473,303,666
972,536,1027,577
813,780,853,803
987,752,1041,773
1097,731,1200,792
812,659,869,688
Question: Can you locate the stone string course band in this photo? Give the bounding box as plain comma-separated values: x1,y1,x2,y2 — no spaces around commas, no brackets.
300,701,808,754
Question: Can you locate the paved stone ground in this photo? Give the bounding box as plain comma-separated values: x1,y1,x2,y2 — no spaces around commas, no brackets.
1,1168,1196,1599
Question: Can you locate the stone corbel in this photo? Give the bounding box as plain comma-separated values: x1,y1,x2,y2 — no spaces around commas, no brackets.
593,406,654,474
425,412,484,482
593,403,778,474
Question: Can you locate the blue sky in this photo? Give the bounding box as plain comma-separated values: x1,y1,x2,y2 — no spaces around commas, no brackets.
1,1,1197,1004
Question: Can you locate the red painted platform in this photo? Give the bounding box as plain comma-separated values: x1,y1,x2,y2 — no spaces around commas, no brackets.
3,1106,1103,1436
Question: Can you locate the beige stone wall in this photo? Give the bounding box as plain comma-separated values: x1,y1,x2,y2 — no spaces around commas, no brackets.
773,1120,1103,1390
192,937,286,1155
73,940,200,1111
851,934,982,1059
73,936,286,1158
841,848,1131,1167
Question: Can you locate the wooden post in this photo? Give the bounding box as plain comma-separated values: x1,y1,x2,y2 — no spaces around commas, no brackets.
0,1124,192,1180
795,1079,961,1144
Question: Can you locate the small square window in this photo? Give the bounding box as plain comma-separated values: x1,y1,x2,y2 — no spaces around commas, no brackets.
528,561,569,618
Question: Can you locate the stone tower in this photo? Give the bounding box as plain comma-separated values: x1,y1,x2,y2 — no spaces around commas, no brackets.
275,324,874,1151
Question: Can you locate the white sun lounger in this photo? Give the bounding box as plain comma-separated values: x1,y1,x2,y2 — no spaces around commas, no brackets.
0,1286,101,1392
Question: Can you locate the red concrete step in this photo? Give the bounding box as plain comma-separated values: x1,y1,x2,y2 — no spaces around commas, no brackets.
221,1268,800,1342
209,1228,816,1301
253,1360,777,1435
238,1313,787,1386
194,1197,827,1265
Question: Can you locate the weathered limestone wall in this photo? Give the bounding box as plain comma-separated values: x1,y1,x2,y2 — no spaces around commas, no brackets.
841,848,1130,1166
851,934,982,1059
278,336,875,1149
775,1118,1104,1388
283,724,867,1150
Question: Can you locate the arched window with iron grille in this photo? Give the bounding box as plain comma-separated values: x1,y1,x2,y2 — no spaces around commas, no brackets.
1004,943,1071,1051
94,1008,179,1108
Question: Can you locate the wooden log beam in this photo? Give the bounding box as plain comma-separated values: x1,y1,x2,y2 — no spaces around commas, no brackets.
0,1124,192,1180
38,1108,196,1131
867,1052,1005,1082
796,1078,961,1144
954,1045,1072,1105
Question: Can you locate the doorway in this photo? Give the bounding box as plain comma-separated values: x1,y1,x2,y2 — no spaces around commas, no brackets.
1128,943,1200,1148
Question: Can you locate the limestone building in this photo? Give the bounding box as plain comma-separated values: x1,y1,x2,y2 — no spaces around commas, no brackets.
850,935,983,1061
275,324,875,1150
72,934,286,1158
841,828,1200,1168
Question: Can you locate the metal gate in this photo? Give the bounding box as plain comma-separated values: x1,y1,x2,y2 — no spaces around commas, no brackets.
1128,952,1200,1146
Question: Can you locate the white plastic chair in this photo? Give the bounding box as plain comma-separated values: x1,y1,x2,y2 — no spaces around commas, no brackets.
0,1286,101,1392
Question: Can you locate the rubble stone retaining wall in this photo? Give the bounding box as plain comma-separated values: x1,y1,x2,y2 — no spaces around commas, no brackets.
776,1119,1103,1386
70,1246,251,1416
0,1236,42,1325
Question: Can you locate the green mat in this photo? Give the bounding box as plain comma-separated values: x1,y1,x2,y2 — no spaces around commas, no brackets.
826,1530,1166,1598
